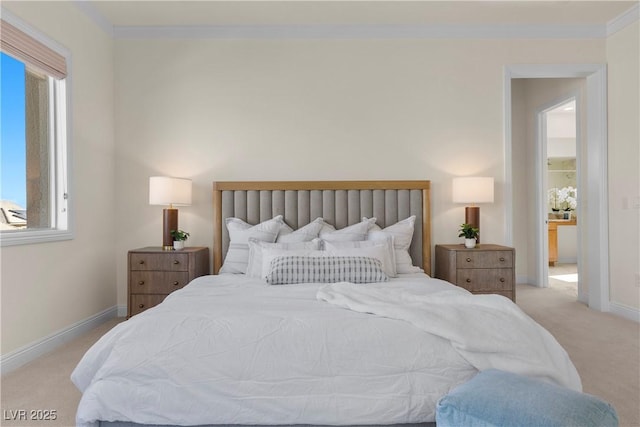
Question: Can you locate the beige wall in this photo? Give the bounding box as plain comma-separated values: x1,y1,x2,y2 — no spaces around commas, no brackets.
607,21,640,311
114,37,606,308
1,2,116,354
1,3,636,359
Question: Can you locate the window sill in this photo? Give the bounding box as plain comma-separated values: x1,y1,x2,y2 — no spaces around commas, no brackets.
0,229,73,247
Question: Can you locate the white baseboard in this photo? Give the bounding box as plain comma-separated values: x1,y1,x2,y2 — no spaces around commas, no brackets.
117,304,127,317
0,306,118,375
512,278,637,322
517,275,535,286
609,302,640,323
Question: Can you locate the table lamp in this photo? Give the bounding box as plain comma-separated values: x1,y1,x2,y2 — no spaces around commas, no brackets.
452,176,494,243
149,176,192,250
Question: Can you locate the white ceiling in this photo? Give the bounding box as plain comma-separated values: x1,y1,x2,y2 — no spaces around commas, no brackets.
87,1,636,27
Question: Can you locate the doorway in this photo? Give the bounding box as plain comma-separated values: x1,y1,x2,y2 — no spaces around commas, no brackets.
541,98,579,298
505,64,610,312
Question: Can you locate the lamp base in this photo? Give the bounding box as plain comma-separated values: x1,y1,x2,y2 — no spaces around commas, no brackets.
163,208,178,249
465,206,480,244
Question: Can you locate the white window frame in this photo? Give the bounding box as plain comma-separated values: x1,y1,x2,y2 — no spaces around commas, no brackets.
0,9,73,246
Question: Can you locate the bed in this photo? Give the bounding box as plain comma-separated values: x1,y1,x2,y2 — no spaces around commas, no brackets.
72,180,581,427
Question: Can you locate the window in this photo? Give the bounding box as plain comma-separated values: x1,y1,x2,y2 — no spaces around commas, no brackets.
0,15,71,246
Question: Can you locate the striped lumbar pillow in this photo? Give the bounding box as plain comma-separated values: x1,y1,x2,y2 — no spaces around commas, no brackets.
265,255,389,285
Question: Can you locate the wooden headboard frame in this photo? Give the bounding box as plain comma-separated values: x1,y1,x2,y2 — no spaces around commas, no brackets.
213,180,431,275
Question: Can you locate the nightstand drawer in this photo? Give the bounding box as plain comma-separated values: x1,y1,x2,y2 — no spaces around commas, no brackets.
456,268,514,292
456,251,513,269
435,244,515,302
129,294,167,316
130,271,190,294
130,253,189,271
127,247,210,319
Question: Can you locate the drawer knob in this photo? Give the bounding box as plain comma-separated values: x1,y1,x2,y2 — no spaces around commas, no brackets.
138,303,144,309
499,257,505,262
173,260,180,265
466,278,471,283
500,277,505,282
139,260,145,265
173,281,179,286
138,281,145,286
466,258,472,262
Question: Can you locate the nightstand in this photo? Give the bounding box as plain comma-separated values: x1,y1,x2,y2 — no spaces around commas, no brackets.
435,244,515,302
128,246,210,318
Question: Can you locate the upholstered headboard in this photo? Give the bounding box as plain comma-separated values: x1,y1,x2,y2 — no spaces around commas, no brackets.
212,181,431,275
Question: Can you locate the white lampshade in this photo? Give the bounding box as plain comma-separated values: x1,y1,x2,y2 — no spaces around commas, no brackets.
149,176,192,206
452,177,494,204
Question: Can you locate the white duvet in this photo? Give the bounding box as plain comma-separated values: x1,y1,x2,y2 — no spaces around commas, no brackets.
72,274,580,427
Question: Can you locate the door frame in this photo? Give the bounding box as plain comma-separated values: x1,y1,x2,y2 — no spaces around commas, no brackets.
504,64,609,312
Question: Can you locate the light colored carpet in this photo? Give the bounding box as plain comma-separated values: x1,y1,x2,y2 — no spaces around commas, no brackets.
517,283,640,427
548,263,579,295
1,284,639,426
1,319,123,426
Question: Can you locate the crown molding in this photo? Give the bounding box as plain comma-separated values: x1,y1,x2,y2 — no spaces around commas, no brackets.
71,1,638,41
72,0,113,36
114,23,605,40
607,2,639,37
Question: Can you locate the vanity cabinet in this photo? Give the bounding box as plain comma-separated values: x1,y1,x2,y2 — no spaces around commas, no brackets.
548,219,577,266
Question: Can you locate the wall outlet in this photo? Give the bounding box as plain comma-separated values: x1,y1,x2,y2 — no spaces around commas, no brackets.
636,273,640,288
624,196,640,210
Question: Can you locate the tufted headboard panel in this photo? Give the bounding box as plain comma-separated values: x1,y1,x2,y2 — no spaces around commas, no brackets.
212,181,431,275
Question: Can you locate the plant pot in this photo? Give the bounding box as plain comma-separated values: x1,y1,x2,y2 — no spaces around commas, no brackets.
464,238,476,249
173,241,185,250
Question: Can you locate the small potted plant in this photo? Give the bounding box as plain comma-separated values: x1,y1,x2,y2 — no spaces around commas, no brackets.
170,229,190,250
458,223,479,249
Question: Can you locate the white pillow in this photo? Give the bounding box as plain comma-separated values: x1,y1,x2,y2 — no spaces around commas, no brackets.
219,215,284,274
323,237,397,278
260,247,326,279
277,217,324,243
319,217,377,242
246,238,322,278
365,215,423,274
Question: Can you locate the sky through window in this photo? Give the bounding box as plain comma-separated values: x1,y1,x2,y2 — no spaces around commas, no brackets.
1,52,27,208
